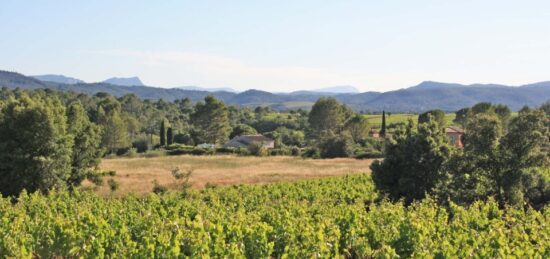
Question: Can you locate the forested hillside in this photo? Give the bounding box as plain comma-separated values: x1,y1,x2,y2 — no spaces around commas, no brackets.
2,70,550,112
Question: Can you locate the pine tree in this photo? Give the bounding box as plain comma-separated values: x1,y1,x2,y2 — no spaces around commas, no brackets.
191,96,231,145
380,110,386,137
67,101,103,187
167,127,173,145
160,119,166,147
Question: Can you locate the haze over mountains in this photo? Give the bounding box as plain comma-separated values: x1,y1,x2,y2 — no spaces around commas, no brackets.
4,70,550,112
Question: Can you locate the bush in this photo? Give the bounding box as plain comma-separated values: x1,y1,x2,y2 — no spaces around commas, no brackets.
319,136,353,158
143,150,167,158
107,179,119,192
87,173,104,186
205,182,218,189
355,150,383,159
132,138,150,153
216,147,237,154
248,143,268,157
174,133,194,145
301,147,321,159
269,147,292,156
152,180,167,194
124,148,138,158
291,146,301,156
165,145,215,156
115,147,130,156
191,148,215,156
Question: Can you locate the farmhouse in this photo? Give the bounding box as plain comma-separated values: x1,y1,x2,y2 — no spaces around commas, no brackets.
223,135,275,149
445,126,464,148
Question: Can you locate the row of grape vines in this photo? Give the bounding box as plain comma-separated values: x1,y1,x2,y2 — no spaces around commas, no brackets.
0,174,548,258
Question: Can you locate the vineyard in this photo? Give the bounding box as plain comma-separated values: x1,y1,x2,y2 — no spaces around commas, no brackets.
1,174,548,258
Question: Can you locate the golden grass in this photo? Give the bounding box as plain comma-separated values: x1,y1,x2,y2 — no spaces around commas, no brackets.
95,155,374,196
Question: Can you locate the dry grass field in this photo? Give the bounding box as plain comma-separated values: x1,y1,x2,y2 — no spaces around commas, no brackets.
95,155,374,196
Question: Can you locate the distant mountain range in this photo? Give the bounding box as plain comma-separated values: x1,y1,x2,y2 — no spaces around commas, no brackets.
3,70,550,112
311,85,359,93
177,86,237,92
31,74,85,84
102,77,144,86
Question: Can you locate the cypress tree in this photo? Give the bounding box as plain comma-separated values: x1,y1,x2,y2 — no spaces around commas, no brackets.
160,120,166,146
167,127,173,145
380,110,386,137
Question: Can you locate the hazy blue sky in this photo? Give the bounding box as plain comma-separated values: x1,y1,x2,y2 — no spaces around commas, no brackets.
1,0,549,92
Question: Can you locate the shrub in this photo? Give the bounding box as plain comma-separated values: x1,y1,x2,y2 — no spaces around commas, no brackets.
248,143,268,157
132,138,150,153
107,179,119,192
302,147,321,159
291,146,301,156
115,147,130,156
87,173,104,186
269,147,292,156
191,148,214,156
205,182,218,189
319,136,353,158
174,133,194,145
124,148,138,158
355,150,383,159
152,180,167,194
143,150,167,158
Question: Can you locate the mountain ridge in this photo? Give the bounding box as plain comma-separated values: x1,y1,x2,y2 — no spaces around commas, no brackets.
1,70,549,112
31,74,85,84
102,77,144,86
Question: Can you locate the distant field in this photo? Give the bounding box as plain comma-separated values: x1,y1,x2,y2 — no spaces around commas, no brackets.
96,155,373,196
364,113,456,129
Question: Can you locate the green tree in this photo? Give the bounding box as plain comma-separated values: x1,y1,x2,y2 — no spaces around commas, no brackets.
453,107,470,127
160,119,166,146
167,127,174,145
540,100,550,116
442,110,549,206
344,115,370,143
308,97,351,138
66,101,103,187
418,109,446,128
380,111,387,137
439,114,503,205
371,118,452,203
98,107,129,154
493,104,512,125
230,124,258,139
0,94,73,196
498,109,549,205
319,135,353,158
191,96,231,145
471,102,493,114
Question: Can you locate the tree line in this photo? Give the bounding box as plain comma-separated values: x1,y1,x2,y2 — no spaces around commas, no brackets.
1,86,548,201
0,88,375,196
372,102,550,208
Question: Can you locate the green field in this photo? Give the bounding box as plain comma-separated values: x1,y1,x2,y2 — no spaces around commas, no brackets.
364,113,456,129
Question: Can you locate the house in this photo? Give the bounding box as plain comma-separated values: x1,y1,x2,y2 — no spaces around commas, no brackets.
445,126,464,148
223,135,275,149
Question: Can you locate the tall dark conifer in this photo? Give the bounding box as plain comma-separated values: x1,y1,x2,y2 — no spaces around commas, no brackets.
380,110,387,137
160,120,166,146
167,127,173,145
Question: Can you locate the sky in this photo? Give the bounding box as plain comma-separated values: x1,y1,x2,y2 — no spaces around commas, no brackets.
1,0,550,92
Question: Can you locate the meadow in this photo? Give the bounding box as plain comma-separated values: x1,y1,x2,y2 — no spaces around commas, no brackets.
97,155,373,196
